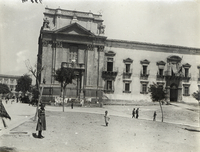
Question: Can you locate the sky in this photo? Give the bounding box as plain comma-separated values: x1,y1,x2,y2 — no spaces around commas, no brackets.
0,0,200,77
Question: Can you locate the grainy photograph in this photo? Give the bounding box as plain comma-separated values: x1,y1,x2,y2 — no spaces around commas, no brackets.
0,0,200,152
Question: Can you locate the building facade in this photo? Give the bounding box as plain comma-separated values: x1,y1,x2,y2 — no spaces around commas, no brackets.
0,74,20,94
38,7,200,103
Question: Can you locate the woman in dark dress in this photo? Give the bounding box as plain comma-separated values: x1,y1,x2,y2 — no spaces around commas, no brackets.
36,103,46,138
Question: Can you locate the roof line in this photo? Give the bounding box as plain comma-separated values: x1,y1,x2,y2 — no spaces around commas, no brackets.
107,39,200,50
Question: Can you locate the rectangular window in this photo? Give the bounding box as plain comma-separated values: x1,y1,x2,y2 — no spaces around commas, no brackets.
143,66,147,75
70,47,78,63
107,81,112,90
125,64,130,73
184,86,189,95
185,68,189,77
125,83,130,91
107,62,113,71
142,84,147,93
159,69,163,76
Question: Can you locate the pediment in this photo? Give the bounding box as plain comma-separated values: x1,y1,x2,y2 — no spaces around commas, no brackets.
182,63,191,68
140,59,150,65
123,58,133,63
156,61,166,66
167,55,182,62
54,23,95,36
105,51,116,56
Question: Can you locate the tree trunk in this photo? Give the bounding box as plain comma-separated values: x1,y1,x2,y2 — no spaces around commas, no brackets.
62,88,64,112
34,80,44,121
159,101,164,122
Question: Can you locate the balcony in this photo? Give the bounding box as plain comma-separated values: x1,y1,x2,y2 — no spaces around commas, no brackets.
164,70,183,80
123,69,132,79
61,62,85,71
156,74,165,81
104,89,114,94
182,73,191,82
102,67,118,80
140,70,150,80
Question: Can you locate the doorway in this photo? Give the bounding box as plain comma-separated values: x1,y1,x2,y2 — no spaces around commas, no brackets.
170,83,178,102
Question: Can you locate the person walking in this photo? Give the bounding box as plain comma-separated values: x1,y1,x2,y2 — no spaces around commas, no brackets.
104,111,110,126
0,98,11,129
36,103,46,138
132,108,135,118
136,108,139,119
71,100,74,109
153,111,157,121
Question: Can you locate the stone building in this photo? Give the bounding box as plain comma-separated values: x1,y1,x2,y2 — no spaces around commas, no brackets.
0,74,20,95
38,7,200,103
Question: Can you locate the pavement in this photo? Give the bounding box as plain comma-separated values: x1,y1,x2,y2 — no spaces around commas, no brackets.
0,99,200,137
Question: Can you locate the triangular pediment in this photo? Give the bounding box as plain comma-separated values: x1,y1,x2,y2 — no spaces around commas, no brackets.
182,63,191,68
123,58,133,63
140,59,150,65
54,23,95,36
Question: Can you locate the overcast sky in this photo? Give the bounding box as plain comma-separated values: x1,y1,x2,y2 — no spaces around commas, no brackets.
0,0,200,76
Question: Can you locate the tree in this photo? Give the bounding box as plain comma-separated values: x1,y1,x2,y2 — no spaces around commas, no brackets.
25,59,47,121
22,0,42,3
192,90,200,127
0,84,10,95
15,74,32,96
148,83,166,122
54,67,76,112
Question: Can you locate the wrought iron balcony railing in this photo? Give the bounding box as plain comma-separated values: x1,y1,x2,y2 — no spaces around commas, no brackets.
123,69,132,79
140,70,150,80
102,67,118,80
182,73,191,82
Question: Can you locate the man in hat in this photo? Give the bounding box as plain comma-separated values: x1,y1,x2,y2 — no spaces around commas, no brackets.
36,103,46,138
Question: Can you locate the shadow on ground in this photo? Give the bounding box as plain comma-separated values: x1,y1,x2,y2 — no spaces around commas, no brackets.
184,128,200,132
0,146,18,152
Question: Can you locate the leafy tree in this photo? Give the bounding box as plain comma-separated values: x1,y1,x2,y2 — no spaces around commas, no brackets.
22,0,42,3
192,90,200,127
148,83,166,122
54,67,76,112
15,74,32,96
0,84,10,95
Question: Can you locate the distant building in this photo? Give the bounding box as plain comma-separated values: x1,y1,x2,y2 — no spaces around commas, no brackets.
37,7,200,103
0,74,20,93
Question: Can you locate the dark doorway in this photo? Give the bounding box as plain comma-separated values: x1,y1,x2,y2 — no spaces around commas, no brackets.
170,84,178,101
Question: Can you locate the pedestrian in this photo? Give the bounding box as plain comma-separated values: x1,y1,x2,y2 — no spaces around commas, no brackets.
36,103,46,138
153,111,157,121
132,108,135,118
104,110,110,126
136,108,139,119
71,100,73,109
0,98,11,129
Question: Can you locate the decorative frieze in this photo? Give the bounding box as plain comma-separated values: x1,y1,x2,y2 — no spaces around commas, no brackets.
98,46,104,52
42,40,51,47
53,41,62,48
87,44,94,51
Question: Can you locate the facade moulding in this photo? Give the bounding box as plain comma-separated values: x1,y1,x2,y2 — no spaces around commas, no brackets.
106,39,200,55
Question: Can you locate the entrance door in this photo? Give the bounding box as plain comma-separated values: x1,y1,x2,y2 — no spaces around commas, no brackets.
170,84,178,102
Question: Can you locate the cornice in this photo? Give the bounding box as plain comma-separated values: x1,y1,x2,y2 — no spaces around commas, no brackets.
44,8,103,22
0,74,21,79
106,39,200,55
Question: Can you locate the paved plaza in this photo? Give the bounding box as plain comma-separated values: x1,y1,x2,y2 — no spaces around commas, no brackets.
0,100,200,152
